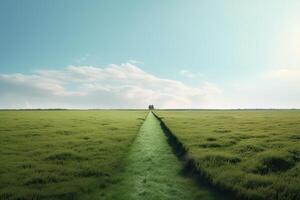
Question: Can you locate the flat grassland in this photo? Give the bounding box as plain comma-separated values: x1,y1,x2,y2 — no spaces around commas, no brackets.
156,110,300,200
0,110,147,199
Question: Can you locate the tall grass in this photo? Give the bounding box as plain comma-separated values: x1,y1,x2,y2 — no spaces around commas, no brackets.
0,110,147,199
156,110,300,200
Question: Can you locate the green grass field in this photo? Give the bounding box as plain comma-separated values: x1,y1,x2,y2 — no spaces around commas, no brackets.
156,110,300,200
1,110,299,200
0,110,147,199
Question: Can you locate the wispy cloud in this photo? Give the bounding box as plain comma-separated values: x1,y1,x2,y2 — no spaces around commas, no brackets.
179,70,203,78
222,67,300,108
128,59,144,65
75,53,91,63
265,68,300,83
0,63,222,109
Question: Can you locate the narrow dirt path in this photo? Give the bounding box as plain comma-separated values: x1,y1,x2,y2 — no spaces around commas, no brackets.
106,112,228,200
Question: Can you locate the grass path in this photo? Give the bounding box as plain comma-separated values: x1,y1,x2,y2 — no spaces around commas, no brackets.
105,112,228,200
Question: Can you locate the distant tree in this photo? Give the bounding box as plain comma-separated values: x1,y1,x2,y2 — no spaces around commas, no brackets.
148,105,154,110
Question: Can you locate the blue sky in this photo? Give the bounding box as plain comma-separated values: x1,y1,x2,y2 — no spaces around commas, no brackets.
1,0,300,108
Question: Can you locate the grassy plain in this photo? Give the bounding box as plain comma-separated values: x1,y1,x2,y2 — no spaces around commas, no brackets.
0,110,147,199
156,110,300,200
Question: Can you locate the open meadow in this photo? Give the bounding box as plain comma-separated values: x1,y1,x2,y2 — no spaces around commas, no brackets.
0,110,147,199
1,110,299,200
156,110,300,200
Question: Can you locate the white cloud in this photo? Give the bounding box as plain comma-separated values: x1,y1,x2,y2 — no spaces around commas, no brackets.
128,59,144,64
180,70,203,78
2,65,300,109
266,68,300,83
221,67,300,109
0,63,223,109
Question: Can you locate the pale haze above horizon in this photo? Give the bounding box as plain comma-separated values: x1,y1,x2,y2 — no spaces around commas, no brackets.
1,0,300,109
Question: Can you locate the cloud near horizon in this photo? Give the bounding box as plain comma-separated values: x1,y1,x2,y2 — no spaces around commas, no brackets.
0,63,223,109
266,68,300,83
223,67,300,109
1,64,300,109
